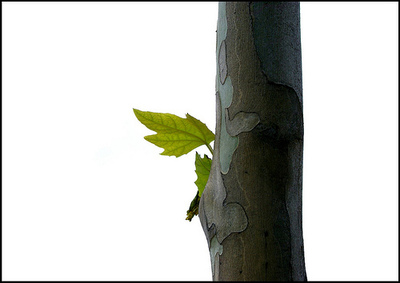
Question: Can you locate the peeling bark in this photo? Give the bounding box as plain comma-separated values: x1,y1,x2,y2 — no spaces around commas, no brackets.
199,2,306,281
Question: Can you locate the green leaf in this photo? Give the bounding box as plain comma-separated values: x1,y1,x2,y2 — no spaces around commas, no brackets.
133,108,214,157
186,153,212,221
186,192,200,222
194,152,212,197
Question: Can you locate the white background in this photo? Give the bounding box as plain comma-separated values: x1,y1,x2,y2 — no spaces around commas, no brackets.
2,2,398,281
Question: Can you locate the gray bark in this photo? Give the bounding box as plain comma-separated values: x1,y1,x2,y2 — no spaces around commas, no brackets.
199,2,306,281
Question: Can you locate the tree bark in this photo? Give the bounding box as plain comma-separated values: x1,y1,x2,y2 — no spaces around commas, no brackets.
199,2,306,281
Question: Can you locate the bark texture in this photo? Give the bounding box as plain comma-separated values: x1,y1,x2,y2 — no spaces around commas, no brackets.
199,2,306,281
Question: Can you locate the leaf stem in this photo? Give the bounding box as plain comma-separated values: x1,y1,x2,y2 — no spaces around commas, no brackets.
206,143,214,156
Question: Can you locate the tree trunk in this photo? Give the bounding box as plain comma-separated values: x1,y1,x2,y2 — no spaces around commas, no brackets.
199,2,306,281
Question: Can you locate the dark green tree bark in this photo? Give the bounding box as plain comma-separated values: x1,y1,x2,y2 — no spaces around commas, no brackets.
199,2,306,280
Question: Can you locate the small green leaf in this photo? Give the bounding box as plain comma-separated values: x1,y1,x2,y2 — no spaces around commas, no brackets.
194,152,212,197
186,153,212,221
133,109,214,157
186,192,200,222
